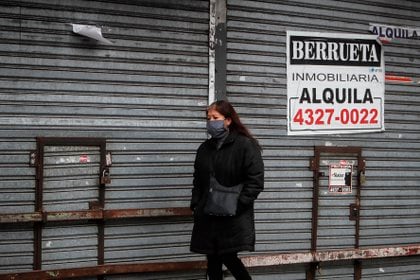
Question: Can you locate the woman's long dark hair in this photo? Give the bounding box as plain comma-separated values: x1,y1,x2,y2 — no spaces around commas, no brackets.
207,100,261,149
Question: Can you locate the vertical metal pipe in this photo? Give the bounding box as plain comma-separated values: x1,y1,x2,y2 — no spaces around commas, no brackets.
355,155,364,249
35,138,44,212
98,141,106,268
354,260,362,280
33,223,42,270
310,150,320,252
33,138,44,270
354,153,364,279
306,262,318,280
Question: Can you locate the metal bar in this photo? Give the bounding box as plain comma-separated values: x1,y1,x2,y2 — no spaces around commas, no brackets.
47,210,103,222
0,260,207,280
243,245,420,265
33,223,42,270
98,220,105,267
34,138,44,270
0,213,42,223
310,149,320,253
314,146,362,154
306,262,317,280
355,152,363,249
1,245,419,280
354,260,362,280
0,208,193,223
103,207,193,219
98,140,106,268
35,138,44,212
36,137,106,147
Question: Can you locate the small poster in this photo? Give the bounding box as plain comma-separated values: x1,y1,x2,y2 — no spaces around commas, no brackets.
79,154,90,163
369,23,420,42
329,164,352,194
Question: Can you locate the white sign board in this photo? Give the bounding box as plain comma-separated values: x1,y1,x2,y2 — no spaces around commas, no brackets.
287,31,385,135
329,164,352,194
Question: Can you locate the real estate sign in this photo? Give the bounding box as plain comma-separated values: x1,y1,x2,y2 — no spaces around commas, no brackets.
287,31,385,135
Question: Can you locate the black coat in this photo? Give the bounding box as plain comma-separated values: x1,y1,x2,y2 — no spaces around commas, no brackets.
190,132,264,255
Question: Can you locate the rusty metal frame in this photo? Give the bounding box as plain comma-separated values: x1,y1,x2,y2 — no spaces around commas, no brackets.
309,146,365,280
0,136,195,279
0,207,193,224
1,244,419,280
2,141,419,279
34,137,107,272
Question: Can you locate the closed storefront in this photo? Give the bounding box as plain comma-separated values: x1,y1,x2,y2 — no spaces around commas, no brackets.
225,0,419,279
0,0,419,279
0,0,208,278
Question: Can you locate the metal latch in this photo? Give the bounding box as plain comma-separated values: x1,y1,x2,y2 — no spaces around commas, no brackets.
349,203,359,221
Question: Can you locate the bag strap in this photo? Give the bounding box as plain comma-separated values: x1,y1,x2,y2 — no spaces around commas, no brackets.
209,150,216,177
209,135,228,177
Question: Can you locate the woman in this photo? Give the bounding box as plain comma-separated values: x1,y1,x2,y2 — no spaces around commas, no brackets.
190,100,264,280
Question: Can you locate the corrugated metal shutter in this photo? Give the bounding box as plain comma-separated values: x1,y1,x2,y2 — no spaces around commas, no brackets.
1,0,419,278
362,256,420,280
0,227,33,273
226,0,420,278
314,261,355,280
41,145,100,270
0,0,209,274
42,224,98,270
43,145,100,211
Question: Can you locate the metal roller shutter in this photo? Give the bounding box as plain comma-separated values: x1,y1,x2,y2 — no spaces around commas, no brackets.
362,256,420,280
0,226,33,273
0,0,419,278
226,0,420,278
0,0,209,274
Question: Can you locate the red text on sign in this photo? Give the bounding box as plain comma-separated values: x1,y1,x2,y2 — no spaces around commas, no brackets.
293,108,379,126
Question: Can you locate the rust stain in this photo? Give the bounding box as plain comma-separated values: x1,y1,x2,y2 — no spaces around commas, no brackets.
0,246,419,279
104,208,192,219
46,210,103,222
0,213,42,223
0,208,192,224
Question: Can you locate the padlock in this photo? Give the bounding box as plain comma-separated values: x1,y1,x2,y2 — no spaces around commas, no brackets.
101,168,111,185
360,170,366,184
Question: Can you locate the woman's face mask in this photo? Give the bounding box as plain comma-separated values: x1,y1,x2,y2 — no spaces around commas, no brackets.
207,120,226,138
206,107,230,138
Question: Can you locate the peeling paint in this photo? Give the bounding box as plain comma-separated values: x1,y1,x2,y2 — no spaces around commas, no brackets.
0,245,419,279
46,271,59,277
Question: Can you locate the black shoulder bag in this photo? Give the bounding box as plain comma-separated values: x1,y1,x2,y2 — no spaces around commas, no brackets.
203,154,243,216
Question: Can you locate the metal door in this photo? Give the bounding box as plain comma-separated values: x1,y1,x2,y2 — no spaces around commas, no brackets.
309,147,365,279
